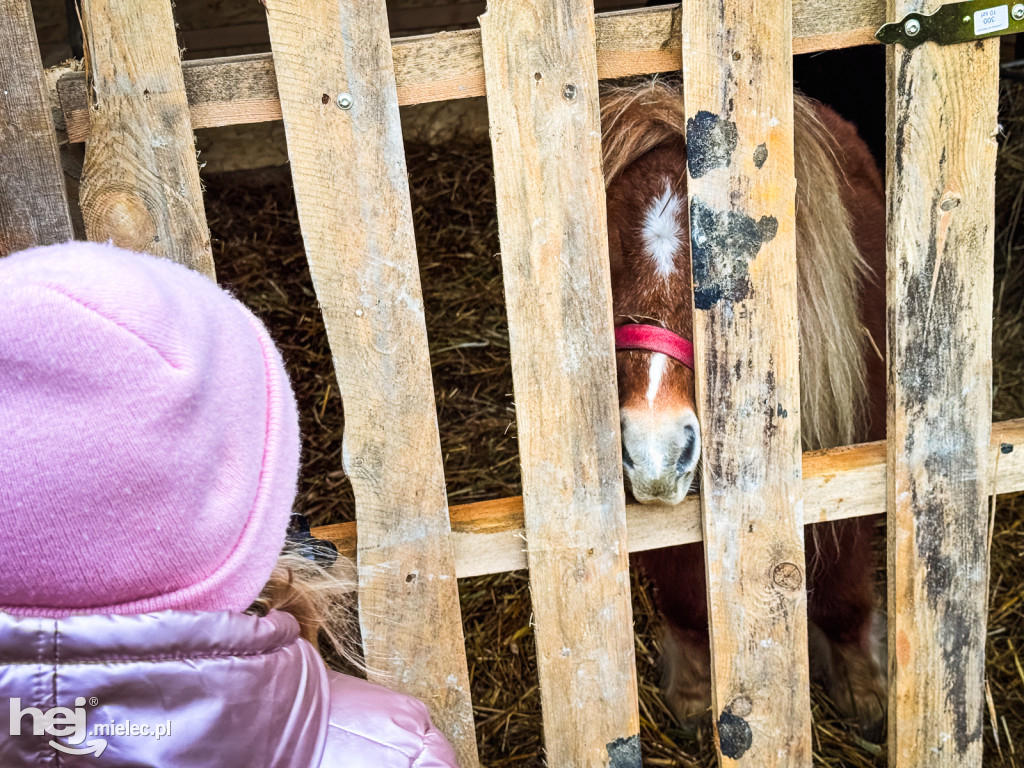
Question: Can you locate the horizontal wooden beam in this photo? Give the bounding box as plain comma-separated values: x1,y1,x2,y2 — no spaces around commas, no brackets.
173,0,669,54
55,0,885,143
314,418,1024,578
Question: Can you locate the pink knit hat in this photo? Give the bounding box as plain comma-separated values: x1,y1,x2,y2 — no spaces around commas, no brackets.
0,241,300,616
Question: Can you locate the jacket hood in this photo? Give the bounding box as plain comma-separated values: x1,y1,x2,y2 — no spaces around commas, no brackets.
0,610,328,767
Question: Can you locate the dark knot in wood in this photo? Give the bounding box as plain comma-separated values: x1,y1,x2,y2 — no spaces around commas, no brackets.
772,562,802,590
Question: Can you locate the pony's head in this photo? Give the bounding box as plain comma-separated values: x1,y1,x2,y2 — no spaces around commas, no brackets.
603,81,697,505
601,78,871,505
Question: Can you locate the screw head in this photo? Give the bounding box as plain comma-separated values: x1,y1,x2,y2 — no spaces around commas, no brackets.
904,18,921,36
1013,3,1024,20
336,92,354,110
562,83,577,100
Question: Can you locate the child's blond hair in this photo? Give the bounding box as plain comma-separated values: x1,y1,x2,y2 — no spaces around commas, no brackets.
247,546,363,673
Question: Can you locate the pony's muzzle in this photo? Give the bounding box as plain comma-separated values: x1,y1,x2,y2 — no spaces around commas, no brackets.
620,407,701,505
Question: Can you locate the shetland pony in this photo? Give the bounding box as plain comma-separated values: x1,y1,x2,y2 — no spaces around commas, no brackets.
602,78,887,736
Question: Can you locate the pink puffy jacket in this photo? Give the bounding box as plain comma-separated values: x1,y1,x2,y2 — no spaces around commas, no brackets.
0,610,460,767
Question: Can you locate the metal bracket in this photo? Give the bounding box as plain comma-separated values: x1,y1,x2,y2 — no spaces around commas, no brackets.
876,0,1024,47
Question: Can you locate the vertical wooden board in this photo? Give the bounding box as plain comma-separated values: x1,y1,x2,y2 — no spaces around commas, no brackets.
479,3,641,767
680,0,811,764
884,7,998,766
261,2,478,765
79,0,213,277
0,0,73,255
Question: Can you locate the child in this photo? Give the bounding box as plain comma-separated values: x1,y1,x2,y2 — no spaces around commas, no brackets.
0,242,460,767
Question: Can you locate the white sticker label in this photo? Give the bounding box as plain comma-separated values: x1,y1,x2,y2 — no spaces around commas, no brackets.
975,5,1009,35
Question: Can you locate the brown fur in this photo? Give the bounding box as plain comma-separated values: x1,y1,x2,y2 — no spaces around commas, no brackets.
602,77,886,733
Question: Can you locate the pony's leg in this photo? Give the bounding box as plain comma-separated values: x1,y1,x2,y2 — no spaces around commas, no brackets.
659,623,712,733
806,516,886,740
637,543,712,729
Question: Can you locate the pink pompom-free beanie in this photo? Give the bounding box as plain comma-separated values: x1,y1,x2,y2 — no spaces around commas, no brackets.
0,242,300,616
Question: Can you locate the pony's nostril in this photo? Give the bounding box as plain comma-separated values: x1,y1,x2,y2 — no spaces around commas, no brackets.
675,423,699,475
621,443,635,471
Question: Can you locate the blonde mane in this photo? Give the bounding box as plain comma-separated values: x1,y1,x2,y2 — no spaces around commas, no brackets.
601,77,868,450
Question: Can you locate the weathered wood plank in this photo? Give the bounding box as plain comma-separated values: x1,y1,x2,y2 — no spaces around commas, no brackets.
479,2,640,766
55,0,886,143
59,52,282,143
169,0,716,55
884,5,999,764
78,0,213,277
0,0,73,255
313,418,1024,578
261,1,477,764
680,0,811,761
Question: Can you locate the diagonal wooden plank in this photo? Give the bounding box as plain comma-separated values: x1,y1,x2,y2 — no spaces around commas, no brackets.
0,0,73,255
260,1,478,765
884,4,999,764
479,3,640,766
78,0,213,277
680,0,811,763
54,0,887,144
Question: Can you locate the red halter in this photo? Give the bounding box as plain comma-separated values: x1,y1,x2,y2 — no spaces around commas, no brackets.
614,324,695,371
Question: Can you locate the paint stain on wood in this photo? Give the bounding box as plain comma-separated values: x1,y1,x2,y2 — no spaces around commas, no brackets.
944,609,985,755
606,734,641,768
753,143,768,168
716,709,753,759
903,389,987,758
690,197,778,310
685,111,738,178
914,500,955,601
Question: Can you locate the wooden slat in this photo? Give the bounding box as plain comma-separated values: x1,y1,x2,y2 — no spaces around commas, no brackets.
0,0,73,255
55,0,886,144
261,1,477,764
884,6,999,764
479,2,640,766
680,0,810,762
78,0,213,277
170,0,650,55
314,418,1024,578
59,53,281,144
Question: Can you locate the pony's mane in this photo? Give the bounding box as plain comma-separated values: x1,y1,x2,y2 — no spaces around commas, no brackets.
601,77,868,450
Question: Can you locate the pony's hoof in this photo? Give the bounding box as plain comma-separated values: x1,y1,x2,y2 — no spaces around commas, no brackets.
858,711,885,745
665,687,712,735
671,707,712,741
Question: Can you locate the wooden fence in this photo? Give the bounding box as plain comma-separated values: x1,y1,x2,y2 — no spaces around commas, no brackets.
0,0,1020,765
